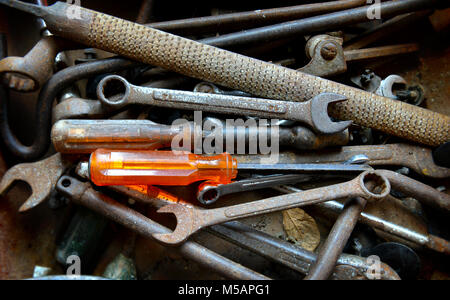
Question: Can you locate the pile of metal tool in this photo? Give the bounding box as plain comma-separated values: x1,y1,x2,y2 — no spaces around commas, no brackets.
0,0,449,280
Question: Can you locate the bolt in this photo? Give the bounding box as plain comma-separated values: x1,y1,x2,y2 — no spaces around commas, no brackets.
320,43,338,60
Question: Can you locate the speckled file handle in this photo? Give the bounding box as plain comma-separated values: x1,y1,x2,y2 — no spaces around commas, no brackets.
46,2,450,146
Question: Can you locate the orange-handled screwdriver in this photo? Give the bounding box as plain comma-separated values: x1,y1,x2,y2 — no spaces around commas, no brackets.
87,149,372,187
89,149,238,186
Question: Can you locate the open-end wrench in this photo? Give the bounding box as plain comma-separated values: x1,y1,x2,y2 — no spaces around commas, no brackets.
1,0,447,145
234,144,450,179
96,75,351,135
153,171,390,245
0,153,75,212
55,176,269,280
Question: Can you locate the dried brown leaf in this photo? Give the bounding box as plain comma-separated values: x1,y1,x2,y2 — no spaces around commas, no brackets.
282,208,320,252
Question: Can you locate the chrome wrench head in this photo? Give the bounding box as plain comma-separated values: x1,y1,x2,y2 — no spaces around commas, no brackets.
310,93,352,134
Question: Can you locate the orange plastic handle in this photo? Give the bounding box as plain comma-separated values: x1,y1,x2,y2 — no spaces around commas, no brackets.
89,149,238,186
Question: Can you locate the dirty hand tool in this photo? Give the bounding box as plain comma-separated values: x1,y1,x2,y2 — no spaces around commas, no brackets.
305,196,368,280
55,176,270,280
276,185,450,255
0,153,75,212
0,36,80,92
0,57,139,161
86,149,373,187
0,0,448,146
196,155,366,205
51,119,350,154
146,0,367,35
153,171,390,244
234,144,450,179
197,174,321,205
97,176,400,280
97,75,351,135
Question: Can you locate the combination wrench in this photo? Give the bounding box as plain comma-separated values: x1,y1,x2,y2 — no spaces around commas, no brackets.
96,75,351,135
152,171,391,245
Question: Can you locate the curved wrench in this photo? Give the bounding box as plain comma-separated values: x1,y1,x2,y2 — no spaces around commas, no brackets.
97,75,352,135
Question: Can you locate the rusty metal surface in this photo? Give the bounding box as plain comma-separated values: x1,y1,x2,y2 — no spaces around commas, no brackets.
0,36,80,92
377,170,450,212
278,185,450,255
146,0,367,35
104,179,400,280
305,197,367,280
0,153,76,212
97,75,352,135
344,43,420,61
153,171,390,245
2,0,446,146
0,57,138,161
55,175,270,280
235,144,450,179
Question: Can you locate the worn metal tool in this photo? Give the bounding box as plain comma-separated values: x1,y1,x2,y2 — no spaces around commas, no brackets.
153,171,390,244
51,119,350,154
0,57,138,161
55,176,270,280
0,36,79,92
305,196,368,280
276,185,450,255
146,0,367,35
197,174,320,205
235,144,450,179
97,75,351,135
99,178,400,280
1,0,448,146
209,222,399,280
0,153,75,212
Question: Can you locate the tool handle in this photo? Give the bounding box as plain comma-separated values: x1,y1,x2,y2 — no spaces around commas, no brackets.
51,120,186,154
89,149,238,186
45,1,450,146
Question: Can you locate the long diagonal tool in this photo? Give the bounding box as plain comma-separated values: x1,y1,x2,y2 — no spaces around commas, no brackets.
152,171,390,245
0,0,448,146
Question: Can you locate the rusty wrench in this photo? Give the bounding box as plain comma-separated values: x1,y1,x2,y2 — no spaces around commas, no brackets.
153,171,390,245
96,75,351,135
0,153,75,212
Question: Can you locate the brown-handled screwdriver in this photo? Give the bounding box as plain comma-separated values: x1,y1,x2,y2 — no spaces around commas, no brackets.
0,0,448,146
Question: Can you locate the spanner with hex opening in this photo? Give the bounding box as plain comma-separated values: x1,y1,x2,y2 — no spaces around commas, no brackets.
96,75,351,135
153,171,390,245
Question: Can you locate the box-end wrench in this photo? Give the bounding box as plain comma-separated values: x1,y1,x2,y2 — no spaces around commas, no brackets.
55,176,270,280
197,156,368,205
88,173,400,280
0,153,76,212
153,171,391,245
0,0,447,146
96,75,352,135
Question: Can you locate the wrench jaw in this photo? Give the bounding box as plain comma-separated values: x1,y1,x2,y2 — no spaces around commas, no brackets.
0,163,48,212
152,204,196,245
311,93,352,134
